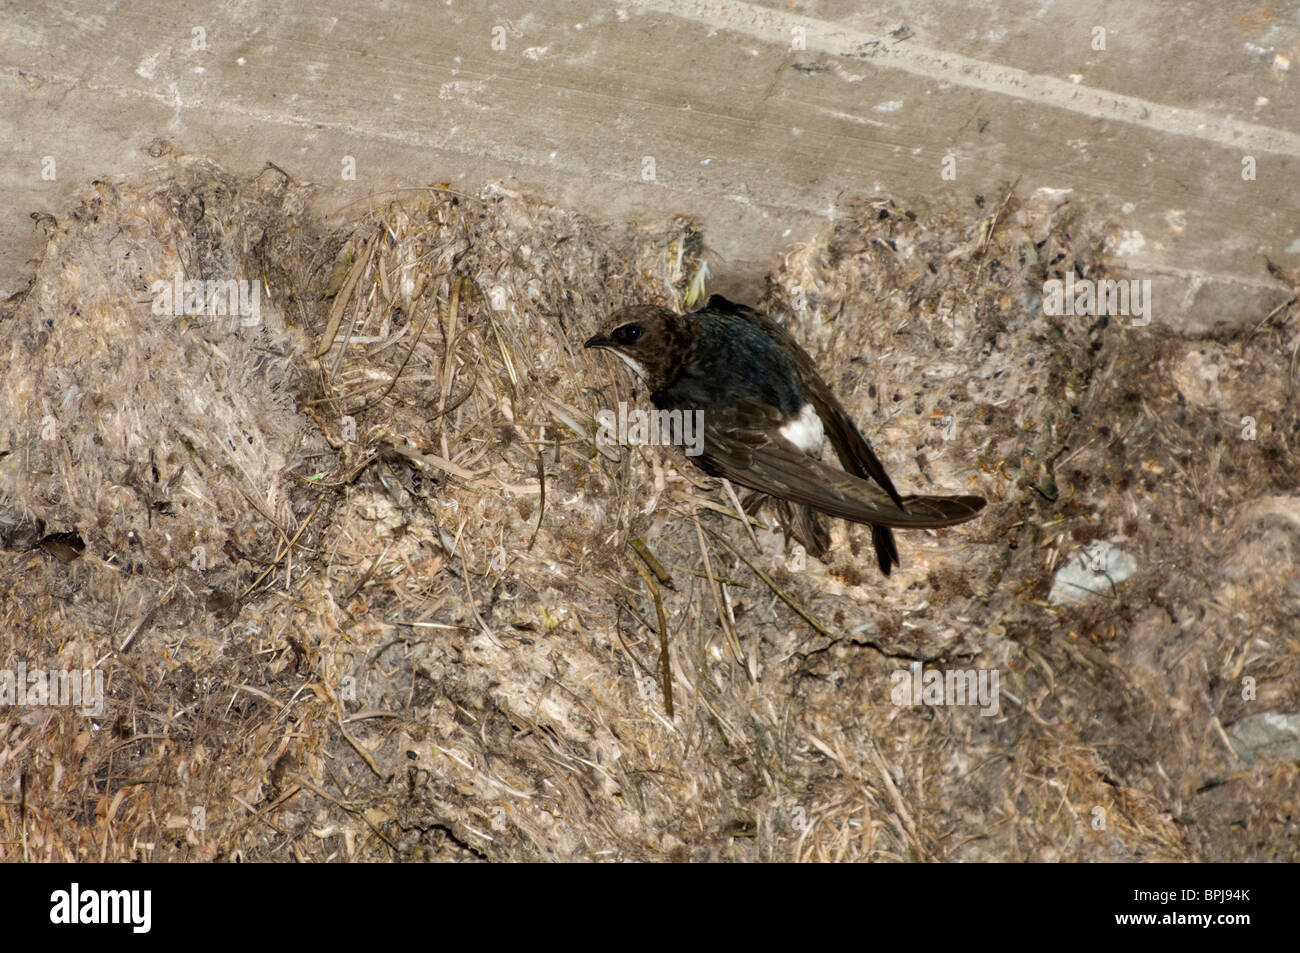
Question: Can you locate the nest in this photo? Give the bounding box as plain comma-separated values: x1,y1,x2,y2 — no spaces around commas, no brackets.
1,157,1297,861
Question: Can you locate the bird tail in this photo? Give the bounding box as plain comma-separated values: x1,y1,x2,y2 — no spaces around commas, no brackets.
872,524,900,575
890,494,987,528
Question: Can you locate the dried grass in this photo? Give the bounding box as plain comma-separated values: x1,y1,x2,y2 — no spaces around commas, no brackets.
1,159,1296,861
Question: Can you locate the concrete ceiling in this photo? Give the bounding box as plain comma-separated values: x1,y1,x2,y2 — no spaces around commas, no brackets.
3,0,1297,326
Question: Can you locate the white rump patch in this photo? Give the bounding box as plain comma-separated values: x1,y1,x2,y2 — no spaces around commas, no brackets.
779,403,824,453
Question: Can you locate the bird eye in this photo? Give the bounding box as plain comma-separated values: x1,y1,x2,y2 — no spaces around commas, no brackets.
612,323,643,345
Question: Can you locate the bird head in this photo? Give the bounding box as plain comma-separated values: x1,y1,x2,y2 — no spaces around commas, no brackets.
584,304,688,391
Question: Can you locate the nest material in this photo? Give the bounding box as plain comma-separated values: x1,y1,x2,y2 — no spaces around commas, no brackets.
1,158,1297,861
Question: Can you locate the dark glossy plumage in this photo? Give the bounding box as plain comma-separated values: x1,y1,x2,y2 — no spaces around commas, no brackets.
585,295,985,574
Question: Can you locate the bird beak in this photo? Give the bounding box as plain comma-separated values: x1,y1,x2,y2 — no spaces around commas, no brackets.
584,334,608,349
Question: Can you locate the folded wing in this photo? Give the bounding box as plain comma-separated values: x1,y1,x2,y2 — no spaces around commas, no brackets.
697,397,985,530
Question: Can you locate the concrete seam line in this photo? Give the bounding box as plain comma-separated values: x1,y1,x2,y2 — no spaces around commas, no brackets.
635,0,1300,158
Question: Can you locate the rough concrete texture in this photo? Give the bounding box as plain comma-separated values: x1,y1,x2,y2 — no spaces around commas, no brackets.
3,2,1297,327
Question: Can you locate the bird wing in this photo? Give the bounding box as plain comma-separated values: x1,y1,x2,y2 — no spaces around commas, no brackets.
704,295,903,504
704,295,912,569
697,398,985,529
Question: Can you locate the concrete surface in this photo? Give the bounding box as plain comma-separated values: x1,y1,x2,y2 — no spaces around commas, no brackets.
3,1,1298,326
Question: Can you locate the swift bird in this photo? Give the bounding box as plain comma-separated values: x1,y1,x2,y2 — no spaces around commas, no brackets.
584,295,985,574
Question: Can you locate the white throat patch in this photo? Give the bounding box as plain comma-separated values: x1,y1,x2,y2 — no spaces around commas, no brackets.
610,350,647,381
779,402,824,454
